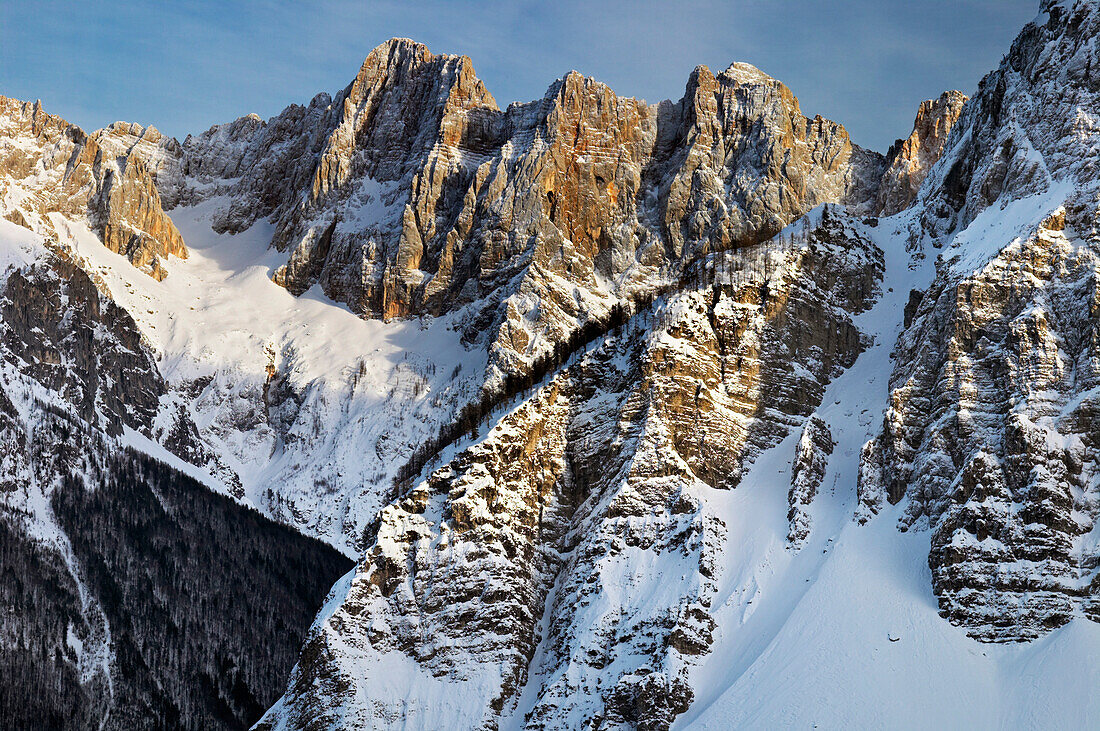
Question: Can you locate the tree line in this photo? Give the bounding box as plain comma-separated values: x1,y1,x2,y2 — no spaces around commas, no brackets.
390,215,817,496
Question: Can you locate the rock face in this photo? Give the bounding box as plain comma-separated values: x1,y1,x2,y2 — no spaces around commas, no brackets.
788,416,835,545
876,90,968,216
8,3,1100,726
2,255,164,434
0,242,224,473
859,0,1100,642
259,208,882,730
45,40,935,556
138,40,885,379
860,211,1100,641
0,97,186,279
913,0,1100,244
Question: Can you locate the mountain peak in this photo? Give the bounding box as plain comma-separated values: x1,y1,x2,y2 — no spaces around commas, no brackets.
720,61,775,85
876,88,968,215
0,96,186,278
359,36,435,69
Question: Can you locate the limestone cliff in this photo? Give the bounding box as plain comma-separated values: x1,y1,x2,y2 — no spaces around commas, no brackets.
259,207,882,730
877,90,968,216
134,41,886,384
0,97,186,279
859,0,1100,641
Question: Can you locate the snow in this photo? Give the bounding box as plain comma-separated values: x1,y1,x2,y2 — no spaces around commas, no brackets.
5,25,1100,719
0,217,45,272
942,181,1075,276
684,515,1100,730
55,197,487,550
673,208,1100,729
12,176,1098,727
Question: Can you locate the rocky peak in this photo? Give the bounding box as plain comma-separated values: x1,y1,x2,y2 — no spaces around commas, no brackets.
88,42,922,356
0,96,186,279
914,0,1100,241
658,60,881,261
102,120,168,145
877,89,968,215
306,37,498,205
858,0,1100,642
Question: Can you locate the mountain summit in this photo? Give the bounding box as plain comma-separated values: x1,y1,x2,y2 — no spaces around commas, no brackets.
2,3,1100,729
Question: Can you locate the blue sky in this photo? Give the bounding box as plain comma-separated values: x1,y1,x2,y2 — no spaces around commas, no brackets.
1,0,1038,152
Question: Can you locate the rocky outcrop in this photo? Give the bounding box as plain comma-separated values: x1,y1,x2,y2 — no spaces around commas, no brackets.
148,41,886,379
861,209,1100,641
260,207,882,730
912,0,1100,245
0,243,227,476
1,252,166,434
0,97,186,279
93,121,185,209
859,0,1100,642
788,416,835,545
877,90,968,216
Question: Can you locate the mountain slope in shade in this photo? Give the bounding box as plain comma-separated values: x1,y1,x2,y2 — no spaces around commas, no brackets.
859,0,1100,642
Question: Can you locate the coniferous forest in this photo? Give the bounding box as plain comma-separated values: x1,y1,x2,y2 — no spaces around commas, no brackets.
0,449,351,731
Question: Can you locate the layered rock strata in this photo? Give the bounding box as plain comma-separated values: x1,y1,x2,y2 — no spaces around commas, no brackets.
0,97,186,279
860,0,1100,641
261,207,882,730
118,41,888,381
876,90,968,216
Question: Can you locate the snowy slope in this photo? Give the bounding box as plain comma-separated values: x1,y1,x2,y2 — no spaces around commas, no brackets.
679,205,1100,729
2,1,1100,727
58,196,488,551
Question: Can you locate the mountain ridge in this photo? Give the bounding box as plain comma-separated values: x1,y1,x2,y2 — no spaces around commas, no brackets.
3,1,1100,728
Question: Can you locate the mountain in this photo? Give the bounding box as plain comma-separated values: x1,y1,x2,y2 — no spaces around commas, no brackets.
859,0,1100,643
0,225,351,728
0,97,186,280
2,0,1100,728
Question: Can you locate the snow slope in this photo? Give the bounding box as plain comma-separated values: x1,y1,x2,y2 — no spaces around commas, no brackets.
57,196,488,550
677,206,1100,729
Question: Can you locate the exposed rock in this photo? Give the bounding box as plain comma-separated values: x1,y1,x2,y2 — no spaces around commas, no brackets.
0,97,186,279
877,90,968,216
150,41,887,382
788,416,835,545
1,255,165,434
260,208,882,729
912,0,1100,246
0,247,228,478
860,0,1100,642
862,212,1100,641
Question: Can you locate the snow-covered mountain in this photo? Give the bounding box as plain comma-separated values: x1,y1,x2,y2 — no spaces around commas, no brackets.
0,221,351,729
2,0,1100,728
